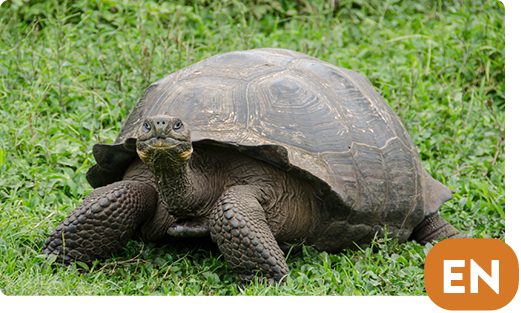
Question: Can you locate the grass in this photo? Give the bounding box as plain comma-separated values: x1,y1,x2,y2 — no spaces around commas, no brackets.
0,0,504,295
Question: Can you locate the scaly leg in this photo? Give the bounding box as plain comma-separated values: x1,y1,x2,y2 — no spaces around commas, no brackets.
409,213,467,245
42,181,162,264
209,186,289,283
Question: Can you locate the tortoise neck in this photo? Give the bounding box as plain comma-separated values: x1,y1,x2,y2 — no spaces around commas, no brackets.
151,157,197,219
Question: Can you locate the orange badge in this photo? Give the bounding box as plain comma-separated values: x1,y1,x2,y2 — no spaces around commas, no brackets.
425,238,519,311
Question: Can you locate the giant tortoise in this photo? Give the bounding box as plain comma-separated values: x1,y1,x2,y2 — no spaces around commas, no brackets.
43,48,465,282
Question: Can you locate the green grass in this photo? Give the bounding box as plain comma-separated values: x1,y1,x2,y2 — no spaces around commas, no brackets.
0,0,504,295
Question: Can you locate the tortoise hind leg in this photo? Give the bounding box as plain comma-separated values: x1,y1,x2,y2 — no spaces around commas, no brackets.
409,213,467,245
42,180,163,265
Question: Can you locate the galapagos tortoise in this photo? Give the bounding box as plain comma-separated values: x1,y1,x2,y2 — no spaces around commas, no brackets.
43,48,465,282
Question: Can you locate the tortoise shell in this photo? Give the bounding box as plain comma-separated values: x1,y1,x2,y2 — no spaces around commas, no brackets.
87,48,452,248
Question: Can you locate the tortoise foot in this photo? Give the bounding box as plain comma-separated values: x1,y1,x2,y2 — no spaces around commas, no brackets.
409,213,467,245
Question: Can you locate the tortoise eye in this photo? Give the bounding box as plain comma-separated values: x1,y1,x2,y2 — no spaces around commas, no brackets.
143,121,151,133
173,120,183,131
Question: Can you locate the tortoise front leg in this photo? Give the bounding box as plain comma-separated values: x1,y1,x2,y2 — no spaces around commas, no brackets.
42,181,160,265
209,186,289,283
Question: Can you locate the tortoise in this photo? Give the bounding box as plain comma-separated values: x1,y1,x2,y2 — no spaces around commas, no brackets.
42,48,465,282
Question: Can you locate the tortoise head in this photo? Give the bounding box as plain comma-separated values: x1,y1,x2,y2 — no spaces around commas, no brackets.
136,115,193,165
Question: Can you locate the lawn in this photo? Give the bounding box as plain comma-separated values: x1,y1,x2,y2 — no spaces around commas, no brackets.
0,0,504,295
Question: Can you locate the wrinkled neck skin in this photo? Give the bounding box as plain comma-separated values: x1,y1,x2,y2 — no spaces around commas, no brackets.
147,152,200,220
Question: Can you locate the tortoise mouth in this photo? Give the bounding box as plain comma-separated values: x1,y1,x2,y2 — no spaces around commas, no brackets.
136,135,193,164
144,136,182,148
